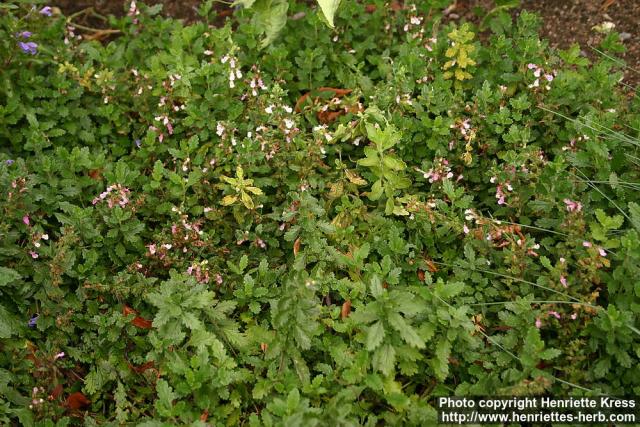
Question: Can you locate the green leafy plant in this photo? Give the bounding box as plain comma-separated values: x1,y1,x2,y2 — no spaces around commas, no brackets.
1,0,639,424
357,123,412,215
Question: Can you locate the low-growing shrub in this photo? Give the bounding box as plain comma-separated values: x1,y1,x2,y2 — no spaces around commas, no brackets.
1,0,639,425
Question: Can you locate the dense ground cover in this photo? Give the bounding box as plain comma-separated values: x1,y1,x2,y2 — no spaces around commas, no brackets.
1,1,639,425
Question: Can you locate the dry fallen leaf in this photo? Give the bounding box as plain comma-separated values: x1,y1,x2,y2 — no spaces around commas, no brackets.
341,300,352,319
293,238,301,257
65,392,90,410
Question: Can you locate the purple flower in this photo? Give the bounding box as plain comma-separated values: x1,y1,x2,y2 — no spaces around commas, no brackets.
39,6,53,16
18,41,38,55
28,314,39,327
560,275,567,288
5,159,14,165
135,139,141,148
17,31,32,39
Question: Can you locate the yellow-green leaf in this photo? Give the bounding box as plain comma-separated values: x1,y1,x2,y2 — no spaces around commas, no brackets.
246,186,263,195
317,0,340,28
345,169,367,185
221,195,238,206
241,191,254,209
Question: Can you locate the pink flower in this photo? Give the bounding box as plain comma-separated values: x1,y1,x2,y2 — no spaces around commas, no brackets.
563,198,582,213
548,310,561,320
535,318,542,328
560,276,567,288
30,251,38,259
23,215,30,225
54,352,65,360
570,313,577,320
582,241,592,248
598,247,607,257
463,224,470,234
148,244,156,255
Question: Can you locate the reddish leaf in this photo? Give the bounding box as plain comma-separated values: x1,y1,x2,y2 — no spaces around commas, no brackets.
123,305,153,329
341,300,352,319
425,260,438,273
132,316,153,329
200,410,209,422
417,269,425,282
130,361,156,374
260,343,268,352
365,4,376,13
65,392,90,410
317,110,344,124
601,0,616,10
87,169,102,181
49,383,64,400
293,238,301,257
122,305,137,316
295,87,353,112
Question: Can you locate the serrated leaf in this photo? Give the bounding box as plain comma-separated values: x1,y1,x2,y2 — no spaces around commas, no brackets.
372,344,395,376
0,305,18,338
370,274,384,298
239,254,249,271
382,156,406,171
539,348,561,360
0,268,20,287
155,379,176,416
387,313,425,349
252,0,289,48
629,202,640,231
369,179,383,201
435,280,464,299
366,321,385,350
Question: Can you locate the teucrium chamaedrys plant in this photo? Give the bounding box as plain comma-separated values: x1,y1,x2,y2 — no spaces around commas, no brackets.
0,0,639,424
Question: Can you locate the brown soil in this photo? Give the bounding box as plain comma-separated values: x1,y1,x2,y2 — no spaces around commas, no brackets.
446,0,639,86
52,0,639,86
